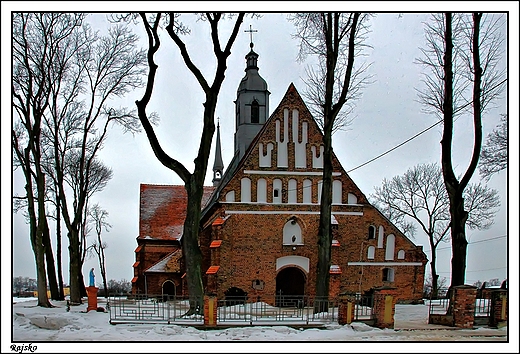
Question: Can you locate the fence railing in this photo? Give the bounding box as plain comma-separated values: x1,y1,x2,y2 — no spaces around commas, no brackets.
108,294,203,324
474,297,491,317
352,293,374,320
217,295,338,325
108,293,376,326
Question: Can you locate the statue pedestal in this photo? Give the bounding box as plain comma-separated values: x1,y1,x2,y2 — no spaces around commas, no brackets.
86,286,98,312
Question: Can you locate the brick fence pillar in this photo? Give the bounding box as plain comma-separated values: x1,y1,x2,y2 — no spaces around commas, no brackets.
452,285,477,329
490,289,507,328
204,294,218,327
373,287,397,329
86,286,98,312
337,293,355,325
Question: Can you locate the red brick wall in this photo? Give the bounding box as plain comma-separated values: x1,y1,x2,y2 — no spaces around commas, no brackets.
198,85,426,303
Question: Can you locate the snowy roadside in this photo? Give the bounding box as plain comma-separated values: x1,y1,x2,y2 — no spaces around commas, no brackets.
6,297,512,353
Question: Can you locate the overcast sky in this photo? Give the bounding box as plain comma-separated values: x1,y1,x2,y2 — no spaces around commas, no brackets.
4,3,518,292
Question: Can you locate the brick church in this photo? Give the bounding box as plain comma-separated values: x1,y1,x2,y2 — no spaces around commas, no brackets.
132,39,428,303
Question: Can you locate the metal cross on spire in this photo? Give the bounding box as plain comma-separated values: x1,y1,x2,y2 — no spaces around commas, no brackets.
245,24,258,47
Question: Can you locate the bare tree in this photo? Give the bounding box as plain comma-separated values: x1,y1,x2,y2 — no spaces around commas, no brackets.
371,163,500,298
13,13,87,307
479,114,507,180
14,13,147,305
289,13,372,307
50,22,144,304
87,204,111,298
133,12,245,314
416,13,506,289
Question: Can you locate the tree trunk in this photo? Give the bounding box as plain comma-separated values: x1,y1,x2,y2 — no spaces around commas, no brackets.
315,126,334,312
449,193,468,287
428,235,439,299
55,195,65,300
182,178,205,314
42,219,61,300
68,229,83,304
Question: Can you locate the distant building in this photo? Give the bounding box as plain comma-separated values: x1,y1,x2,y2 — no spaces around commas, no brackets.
132,39,427,303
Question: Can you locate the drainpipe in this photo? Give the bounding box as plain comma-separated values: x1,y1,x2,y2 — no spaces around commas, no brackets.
144,274,148,295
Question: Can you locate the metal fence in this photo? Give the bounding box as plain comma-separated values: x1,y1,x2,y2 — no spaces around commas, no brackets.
428,297,450,315
108,293,375,326
108,294,203,325
353,293,374,321
216,295,338,325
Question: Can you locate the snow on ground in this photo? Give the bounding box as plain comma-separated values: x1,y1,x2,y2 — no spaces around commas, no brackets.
4,297,515,353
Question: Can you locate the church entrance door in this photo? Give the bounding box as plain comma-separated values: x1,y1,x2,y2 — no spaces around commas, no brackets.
275,267,306,307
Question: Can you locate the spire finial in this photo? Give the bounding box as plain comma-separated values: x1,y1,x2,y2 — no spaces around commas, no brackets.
245,24,258,48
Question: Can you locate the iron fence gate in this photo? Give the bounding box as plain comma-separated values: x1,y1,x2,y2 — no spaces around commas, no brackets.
353,293,375,321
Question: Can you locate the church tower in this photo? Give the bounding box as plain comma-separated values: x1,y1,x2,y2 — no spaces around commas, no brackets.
234,27,270,160
212,119,224,186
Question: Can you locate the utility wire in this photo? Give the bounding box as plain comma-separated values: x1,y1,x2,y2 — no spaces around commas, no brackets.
434,235,507,252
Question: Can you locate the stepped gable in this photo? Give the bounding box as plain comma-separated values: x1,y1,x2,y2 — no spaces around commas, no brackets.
139,184,215,241
214,82,369,205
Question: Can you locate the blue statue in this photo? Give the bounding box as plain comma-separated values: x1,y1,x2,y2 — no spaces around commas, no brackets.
89,268,95,287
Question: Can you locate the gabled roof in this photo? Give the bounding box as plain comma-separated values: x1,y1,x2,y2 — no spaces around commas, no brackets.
144,250,182,273
202,82,368,217
139,184,215,241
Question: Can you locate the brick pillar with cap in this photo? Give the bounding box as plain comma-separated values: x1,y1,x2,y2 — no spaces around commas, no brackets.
204,294,218,327
490,289,507,328
452,285,477,329
86,286,98,312
373,286,397,329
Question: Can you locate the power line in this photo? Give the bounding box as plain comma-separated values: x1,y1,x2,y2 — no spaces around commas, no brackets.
436,266,507,274
346,77,507,174
346,120,442,174
434,235,507,252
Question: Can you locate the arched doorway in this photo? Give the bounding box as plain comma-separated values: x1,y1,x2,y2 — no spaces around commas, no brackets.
162,280,176,301
276,267,306,307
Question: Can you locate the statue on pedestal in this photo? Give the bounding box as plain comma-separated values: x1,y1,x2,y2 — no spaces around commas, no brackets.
89,268,95,287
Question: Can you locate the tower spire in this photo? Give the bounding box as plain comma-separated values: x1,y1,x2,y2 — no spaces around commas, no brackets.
212,118,224,186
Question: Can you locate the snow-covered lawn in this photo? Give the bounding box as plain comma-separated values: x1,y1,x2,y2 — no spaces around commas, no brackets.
5,297,513,353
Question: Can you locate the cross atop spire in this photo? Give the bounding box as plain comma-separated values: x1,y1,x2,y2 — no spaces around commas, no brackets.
245,24,258,48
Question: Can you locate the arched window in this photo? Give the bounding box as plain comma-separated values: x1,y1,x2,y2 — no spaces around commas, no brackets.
332,180,342,204
283,217,303,245
251,100,259,123
241,178,251,202
382,268,394,282
225,190,235,202
347,193,357,204
385,234,395,260
303,179,312,203
257,178,267,203
288,179,297,204
377,226,384,248
367,246,375,260
273,179,282,204
317,180,323,204
368,225,376,240
397,250,405,260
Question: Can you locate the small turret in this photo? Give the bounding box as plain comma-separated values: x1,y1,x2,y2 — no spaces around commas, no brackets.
234,25,270,160
212,119,224,186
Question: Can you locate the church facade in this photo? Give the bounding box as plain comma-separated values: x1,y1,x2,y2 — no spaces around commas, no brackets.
132,40,427,303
